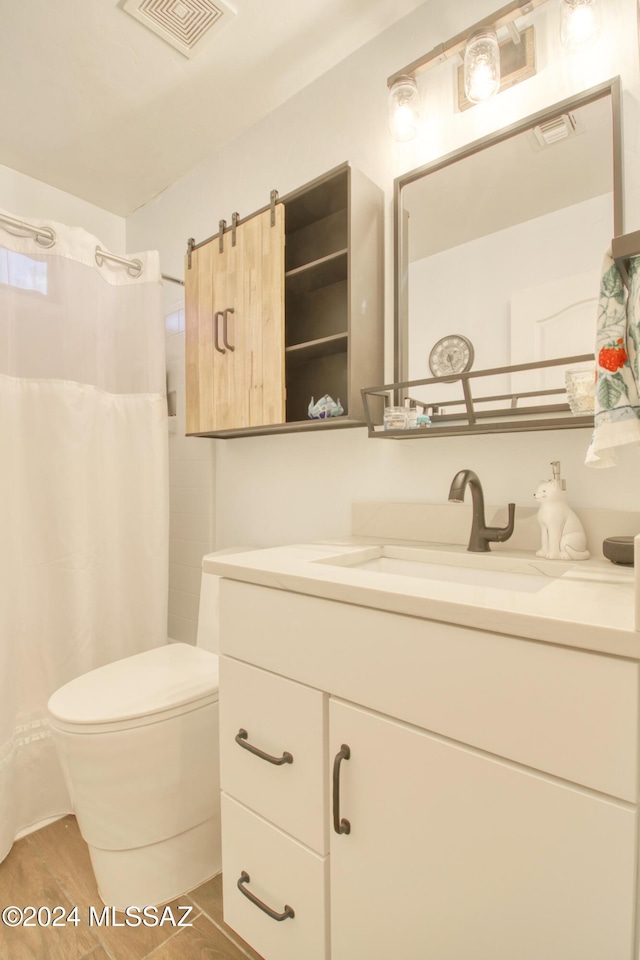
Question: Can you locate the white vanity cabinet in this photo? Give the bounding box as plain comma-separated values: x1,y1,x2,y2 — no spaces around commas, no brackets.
329,698,635,960
218,579,639,960
218,656,328,960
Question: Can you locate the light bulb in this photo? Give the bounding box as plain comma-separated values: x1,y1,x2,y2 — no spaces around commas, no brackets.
388,76,420,142
464,30,501,104
560,0,601,49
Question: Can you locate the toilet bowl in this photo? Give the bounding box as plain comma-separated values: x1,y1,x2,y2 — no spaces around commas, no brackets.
47,563,228,910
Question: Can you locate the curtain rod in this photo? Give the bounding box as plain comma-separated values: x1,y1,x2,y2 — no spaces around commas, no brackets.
0,211,56,247
95,245,143,277
0,213,184,285
95,249,184,284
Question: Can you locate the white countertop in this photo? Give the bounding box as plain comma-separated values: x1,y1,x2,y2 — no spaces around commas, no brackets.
203,538,639,659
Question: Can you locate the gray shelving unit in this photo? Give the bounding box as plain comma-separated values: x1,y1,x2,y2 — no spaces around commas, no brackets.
187,163,384,439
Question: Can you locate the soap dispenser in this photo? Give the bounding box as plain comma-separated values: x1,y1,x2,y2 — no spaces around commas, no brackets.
533,461,590,560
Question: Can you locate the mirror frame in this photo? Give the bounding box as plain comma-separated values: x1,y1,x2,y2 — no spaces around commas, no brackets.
393,77,623,384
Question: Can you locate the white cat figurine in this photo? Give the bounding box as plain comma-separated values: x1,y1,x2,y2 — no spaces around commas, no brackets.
534,480,590,560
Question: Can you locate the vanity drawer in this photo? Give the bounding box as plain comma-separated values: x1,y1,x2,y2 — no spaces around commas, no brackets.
221,793,328,960
219,656,327,853
220,580,639,802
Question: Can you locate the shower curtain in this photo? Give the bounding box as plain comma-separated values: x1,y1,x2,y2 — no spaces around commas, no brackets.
0,212,169,862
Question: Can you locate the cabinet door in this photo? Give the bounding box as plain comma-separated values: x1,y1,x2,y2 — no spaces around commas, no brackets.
329,698,636,960
185,205,285,433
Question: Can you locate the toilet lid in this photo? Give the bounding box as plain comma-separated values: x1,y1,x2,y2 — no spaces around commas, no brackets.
48,643,219,731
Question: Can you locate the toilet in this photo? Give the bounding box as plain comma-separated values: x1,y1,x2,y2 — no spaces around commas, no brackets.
47,566,224,910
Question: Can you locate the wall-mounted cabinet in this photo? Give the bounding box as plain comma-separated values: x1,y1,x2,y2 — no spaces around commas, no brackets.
185,163,383,439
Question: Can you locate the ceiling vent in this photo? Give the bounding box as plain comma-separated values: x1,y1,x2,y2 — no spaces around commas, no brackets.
121,0,236,58
530,113,579,149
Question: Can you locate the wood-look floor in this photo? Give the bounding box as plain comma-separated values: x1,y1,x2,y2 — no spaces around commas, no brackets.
0,816,264,960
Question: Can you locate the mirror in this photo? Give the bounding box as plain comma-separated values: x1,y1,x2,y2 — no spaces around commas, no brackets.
394,79,622,423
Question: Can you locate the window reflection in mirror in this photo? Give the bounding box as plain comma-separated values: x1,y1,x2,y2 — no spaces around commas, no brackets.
395,79,622,416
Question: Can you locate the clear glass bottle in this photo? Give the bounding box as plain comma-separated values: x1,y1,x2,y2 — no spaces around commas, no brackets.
383,405,408,430
404,399,418,429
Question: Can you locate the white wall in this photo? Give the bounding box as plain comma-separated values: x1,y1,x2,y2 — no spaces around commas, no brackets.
127,0,640,554
0,162,125,253
164,287,215,643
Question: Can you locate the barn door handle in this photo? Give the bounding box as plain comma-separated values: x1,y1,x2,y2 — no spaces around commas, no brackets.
333,743,351,835
235,728,293,765
222,307,235,351
213,311,225,354
237,872,295,921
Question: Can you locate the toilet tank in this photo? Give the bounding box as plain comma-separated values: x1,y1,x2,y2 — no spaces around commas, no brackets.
196,549,255,654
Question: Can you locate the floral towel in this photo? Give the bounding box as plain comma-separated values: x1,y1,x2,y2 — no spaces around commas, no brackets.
585,249,640,467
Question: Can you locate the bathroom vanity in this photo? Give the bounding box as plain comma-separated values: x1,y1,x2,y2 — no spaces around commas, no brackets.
206,536,640,960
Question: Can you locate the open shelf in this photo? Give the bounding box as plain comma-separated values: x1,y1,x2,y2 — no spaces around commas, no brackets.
285,170,348,274
286,332,348,363
286,350,348,424
284,172,348,234
282,167,352,426
286,278,347,347
285,248,347,295
362,353,595,438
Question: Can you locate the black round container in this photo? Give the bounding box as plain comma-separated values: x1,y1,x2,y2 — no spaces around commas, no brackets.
602,536,635,566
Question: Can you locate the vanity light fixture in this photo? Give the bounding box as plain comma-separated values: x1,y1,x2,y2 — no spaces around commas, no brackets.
463,29,501,103
387,0,550,137
559,0,601,49
388,75,421,142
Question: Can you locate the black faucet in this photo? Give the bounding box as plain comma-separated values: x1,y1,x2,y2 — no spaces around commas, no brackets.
448,469,516,553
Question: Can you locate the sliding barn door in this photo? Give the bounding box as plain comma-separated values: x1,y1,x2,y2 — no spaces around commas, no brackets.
185,204,285,434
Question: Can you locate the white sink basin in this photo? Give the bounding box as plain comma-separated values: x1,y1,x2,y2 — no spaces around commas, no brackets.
320,545,573,594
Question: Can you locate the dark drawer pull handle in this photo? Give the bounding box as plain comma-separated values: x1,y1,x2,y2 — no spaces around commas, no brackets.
333,743,351,835
213,311,225,354
235,728,293,766
237,871,295,922
222,307,235,352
